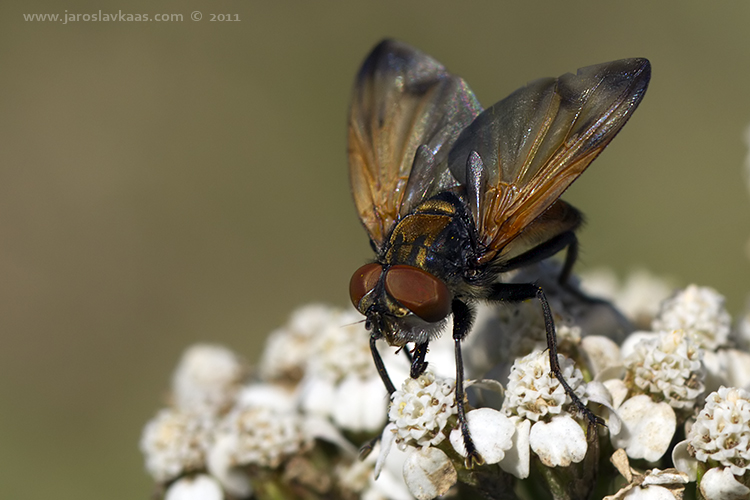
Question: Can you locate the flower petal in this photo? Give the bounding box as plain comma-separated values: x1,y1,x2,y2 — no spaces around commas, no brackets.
206,433,252,497
402,447,457,500
498,416,531,479
586,381,622,434
671,440,698,482
165,475,224,500
580,335,621,377
449,408,515,464
529,416,587,467
374,423,397,479
610,395,675,462
699,467,750,500
332,374,388,432
619,485,680,499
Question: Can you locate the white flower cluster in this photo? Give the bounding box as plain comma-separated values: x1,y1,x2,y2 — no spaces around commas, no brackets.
502,350,586,421
624,329,705,410
212,406,309,469
671,387,750,499
141,408,212,483
171,344,247,415
141,273,750,500
141,306,410,500
689,386,750,474
140,344,246,486
653,284,731,350
389,371,457,449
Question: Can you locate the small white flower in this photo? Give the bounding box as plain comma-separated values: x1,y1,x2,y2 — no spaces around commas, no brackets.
671,440,699,482
205,431,252,497
448,408,515,464
498,416,531,479
624,330,705,410
164,474,223,500
585,381,623,434
331,374,391,432
529,415,587,467
652,285,731,350
611,395,676,462
294,306,403,432
402,447,457,500
235,382,297,414
337,444,413,500
500,350,590,468
501,350,587,421
699,466,750,500
172,344,246,416
140,409,210,483
209,406,309,470
389,371,457,450
687,386,750,476
259,304,355,382
580,335,622,378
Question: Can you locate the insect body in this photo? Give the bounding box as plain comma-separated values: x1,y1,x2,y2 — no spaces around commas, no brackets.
348,40,650,467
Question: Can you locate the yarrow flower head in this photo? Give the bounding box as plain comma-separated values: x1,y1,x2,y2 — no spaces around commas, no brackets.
388,370,457,450
624,329,705,410
305,308,376,381
141,274,748,499
171,344,247,416
140,409,211,483
260,304,364,383
653,285,731,350
210,405,311,470
306,315,397,431
687,386,750,476
502,349,587,421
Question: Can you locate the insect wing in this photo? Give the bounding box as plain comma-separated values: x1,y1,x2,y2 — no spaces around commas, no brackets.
448,58,651,263
348,39,482,249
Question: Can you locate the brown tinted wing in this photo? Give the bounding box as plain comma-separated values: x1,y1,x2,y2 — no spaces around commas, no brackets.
349,40,482,249
448,58,650,263
494,199,583,265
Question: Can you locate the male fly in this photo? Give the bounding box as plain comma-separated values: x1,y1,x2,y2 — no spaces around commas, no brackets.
347,40,650,467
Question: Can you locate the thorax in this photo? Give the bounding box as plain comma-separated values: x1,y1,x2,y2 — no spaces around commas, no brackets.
380,193,475,283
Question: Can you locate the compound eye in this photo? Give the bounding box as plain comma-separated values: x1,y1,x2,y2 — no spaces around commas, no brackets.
349,263,383,309
384,265,451,323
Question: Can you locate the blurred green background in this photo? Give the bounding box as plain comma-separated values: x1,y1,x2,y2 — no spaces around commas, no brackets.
1,1,749,498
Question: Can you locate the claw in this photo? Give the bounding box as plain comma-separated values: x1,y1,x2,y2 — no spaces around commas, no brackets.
464,449,485,469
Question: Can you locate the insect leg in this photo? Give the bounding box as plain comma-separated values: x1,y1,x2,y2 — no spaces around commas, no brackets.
488,283,604,427
557,232,579,287
369,333,397,395
494,231,599,301
359,333,399,460
451,299,484,468
495,230,578,277
410,341,429,378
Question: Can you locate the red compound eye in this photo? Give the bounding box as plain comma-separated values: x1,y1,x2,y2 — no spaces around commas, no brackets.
349,263,383,309
384,265,451,323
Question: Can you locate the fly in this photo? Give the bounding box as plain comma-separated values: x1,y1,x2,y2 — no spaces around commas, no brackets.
347,40,650,467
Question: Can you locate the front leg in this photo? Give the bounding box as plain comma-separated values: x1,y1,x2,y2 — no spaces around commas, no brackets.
369,333,396,395
410,341,429,378
451,299,484,468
